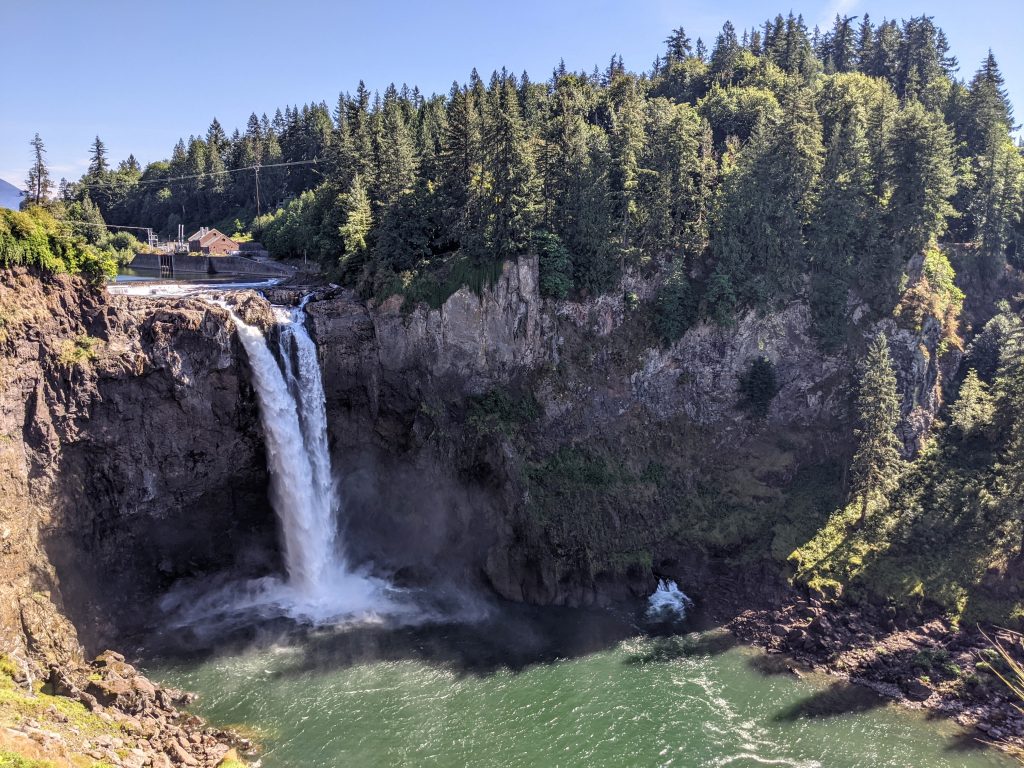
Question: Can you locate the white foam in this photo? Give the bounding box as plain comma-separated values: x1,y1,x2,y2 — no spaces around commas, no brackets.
646,579,693,622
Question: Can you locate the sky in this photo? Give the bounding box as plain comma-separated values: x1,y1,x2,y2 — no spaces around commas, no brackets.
2,0,1021,194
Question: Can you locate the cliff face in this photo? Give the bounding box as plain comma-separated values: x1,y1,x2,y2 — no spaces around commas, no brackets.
0,252,963,661
307,255,959,609
0,269,274,657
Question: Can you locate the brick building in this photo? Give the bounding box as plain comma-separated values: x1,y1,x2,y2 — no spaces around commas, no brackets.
187,227,238,256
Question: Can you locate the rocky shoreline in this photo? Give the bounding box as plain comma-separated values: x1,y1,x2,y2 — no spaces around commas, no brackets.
1,649,249,768
728,596,1024,752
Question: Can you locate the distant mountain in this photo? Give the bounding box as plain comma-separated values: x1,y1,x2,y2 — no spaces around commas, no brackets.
0,178,24,211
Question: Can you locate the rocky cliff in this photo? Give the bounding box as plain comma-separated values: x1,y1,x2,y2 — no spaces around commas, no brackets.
0,250,967,660
305,253,960,610
0,268,274,660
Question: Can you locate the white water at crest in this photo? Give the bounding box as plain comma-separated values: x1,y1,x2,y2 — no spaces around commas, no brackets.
211,298,394,623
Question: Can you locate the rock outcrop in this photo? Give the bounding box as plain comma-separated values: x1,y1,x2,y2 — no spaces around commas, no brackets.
0,269,274,659
304,255,957,607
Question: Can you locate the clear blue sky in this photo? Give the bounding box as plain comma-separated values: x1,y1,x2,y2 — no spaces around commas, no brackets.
2,0,1021,191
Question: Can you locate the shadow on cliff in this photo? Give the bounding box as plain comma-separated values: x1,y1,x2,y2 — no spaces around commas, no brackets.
38,302,281,654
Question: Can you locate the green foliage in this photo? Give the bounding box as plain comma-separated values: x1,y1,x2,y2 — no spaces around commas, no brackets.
850,332,904,523
949,369,995,438
698,85,781,143
535,231,573,299
653,268,698,344
791,309,1024,624
44,10,1018,339
887,101,957,258
0,207,117,281
338,175,372,265
737,356,779,418
894,246,965,352
467,388,541,437
0,751,56,768
57,334,100,368
709,85,823,312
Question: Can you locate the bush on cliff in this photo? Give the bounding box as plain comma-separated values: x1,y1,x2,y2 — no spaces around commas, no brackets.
0,207,117,281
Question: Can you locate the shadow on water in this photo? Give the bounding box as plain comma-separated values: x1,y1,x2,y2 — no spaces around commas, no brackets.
941,727,993,755
623,628,739,665
771,681,887,721
141,592,649,679
747,652,811,677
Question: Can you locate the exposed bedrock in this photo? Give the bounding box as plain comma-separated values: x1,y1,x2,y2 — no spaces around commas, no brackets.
0,269,275,656
0,250,966,661
306,255,958,609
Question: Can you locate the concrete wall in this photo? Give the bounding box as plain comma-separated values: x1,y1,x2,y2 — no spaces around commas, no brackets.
171,254,211,274
129,253,292,277
128,253,162,270
208,256,293,277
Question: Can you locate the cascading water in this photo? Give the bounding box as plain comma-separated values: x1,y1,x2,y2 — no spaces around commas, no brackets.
164,296,397,625
645,579,693,622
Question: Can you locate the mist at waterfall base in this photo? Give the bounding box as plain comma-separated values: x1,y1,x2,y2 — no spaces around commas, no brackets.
159,299,424,631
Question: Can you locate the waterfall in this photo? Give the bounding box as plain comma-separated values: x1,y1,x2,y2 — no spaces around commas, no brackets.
214,299,392,623
645,579,693,622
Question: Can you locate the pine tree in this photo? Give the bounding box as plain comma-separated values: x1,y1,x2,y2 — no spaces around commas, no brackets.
709,21,741,84
607,75,646,257
206,118,227,158
898,16,954,108
967,132,1024,272
809,97,874,345
962,51,1014,157
636,100,707,258
544,74,616,292
949,368,995,438
827,15,858,73
887,101,957,259
993,324,1024,553
694,38,708,63
850,332,904,525
88,136,108,178
710,84,823,310
855,14,874,69
25,133,52,206
348,82,374,181
372,84,418,208
664,27,692,63
483,74,537,257
866,20,900,83
439,82,484,250
338,174,372,263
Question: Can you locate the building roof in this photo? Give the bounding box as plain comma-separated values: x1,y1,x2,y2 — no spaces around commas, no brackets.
188,227,236,247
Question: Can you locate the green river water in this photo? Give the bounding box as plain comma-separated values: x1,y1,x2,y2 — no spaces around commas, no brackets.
144,604,1015,768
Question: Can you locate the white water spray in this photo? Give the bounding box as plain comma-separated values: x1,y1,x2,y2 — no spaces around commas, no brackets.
646,579,693,622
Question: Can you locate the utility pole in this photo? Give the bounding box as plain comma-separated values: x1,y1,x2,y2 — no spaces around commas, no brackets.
254,164,261,220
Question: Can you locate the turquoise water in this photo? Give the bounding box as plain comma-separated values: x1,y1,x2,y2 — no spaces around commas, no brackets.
145,607,1014,768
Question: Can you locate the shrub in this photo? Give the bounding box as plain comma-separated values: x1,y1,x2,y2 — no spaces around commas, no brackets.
653,269,698,344
535,231,573,299
0,207,117,281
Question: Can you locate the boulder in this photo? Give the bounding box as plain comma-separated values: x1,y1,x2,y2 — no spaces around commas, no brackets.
904,678,933,702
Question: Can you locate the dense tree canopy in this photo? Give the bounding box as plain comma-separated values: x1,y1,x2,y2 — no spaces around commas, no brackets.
51,11,1021,319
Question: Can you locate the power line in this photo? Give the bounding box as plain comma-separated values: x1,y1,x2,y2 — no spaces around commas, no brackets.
53,218,152,233
73,158,321,190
